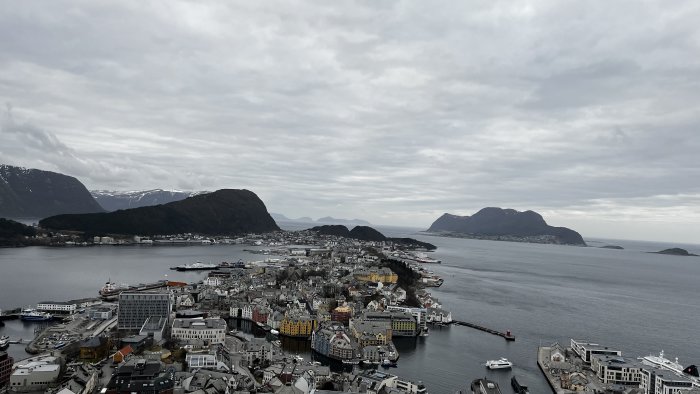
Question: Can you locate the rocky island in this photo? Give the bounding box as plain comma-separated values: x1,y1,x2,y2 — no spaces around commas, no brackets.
427,207,586,246
310,224,436,250
653,248,698,256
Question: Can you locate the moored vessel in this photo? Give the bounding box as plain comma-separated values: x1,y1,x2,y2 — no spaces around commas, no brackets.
0,335,9,350
171,262,218,271
471,378,502,394
20,309,53,322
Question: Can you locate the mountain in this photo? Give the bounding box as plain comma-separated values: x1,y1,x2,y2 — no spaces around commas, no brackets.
0,218,37,247
310,224,436,250
427,207,586,246
348,225,386,241
91,189,206,211
40,189,280,236
0,164,104,219
316,216,372,226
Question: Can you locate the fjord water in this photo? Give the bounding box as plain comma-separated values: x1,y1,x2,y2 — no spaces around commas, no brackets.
1,227,699,393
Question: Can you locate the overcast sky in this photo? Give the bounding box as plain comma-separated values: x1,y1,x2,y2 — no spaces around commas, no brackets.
1,1,699,243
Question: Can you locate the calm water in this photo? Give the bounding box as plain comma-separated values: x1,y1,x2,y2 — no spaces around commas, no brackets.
1,227,699,393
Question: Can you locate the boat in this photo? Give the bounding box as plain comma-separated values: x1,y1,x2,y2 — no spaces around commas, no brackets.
471,378,502,394
511,376,529,394
270,329,279,335
640,351,700,386
408,252,442,264
99,280,129,299
271,340,281,347
0,335,9,350
381,359,397,367
20,309,53,322
171,262,218,271
484,358,512,369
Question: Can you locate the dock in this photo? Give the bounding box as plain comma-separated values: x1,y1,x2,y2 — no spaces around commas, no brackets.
452,320,515,341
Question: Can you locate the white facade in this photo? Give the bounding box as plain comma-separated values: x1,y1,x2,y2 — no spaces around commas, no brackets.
10,356,61,392
171,318,226,345
242,304,253,320
37,302,77,314
203,277,222,287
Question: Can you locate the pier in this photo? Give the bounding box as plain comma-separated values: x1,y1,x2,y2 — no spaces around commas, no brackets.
451,320,515,341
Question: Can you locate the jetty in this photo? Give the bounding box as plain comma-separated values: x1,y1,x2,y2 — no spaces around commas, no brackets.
452,320,515,341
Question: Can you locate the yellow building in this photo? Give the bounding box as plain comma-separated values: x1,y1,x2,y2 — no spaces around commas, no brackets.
280,315,318,337
354,268,398,284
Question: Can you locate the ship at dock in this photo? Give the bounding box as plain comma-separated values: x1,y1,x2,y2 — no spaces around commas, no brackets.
19,309,53,322
98,279,169,300
171,262,218,271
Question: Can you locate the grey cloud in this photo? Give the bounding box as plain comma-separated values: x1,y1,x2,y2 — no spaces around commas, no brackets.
0,1,699,242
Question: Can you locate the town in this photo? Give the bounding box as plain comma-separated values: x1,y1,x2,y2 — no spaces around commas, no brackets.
0,229,452,394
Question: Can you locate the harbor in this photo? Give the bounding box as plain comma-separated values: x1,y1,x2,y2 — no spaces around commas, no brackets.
452,320,515,341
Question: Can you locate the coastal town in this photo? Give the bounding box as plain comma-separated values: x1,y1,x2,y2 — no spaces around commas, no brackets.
0,229,451,394
1,228,699,394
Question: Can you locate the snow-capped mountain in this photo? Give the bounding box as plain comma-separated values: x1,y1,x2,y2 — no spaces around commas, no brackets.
91,189,208,211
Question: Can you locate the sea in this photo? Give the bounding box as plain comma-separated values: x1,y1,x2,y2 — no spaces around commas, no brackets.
1,223,699,393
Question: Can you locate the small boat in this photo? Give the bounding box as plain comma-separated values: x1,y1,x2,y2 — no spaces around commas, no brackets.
0,335,9,350
271,340,281,347
511,376,529,394
270,329,279,335
20,309,53,322
485,358,512,369
381,359,397,367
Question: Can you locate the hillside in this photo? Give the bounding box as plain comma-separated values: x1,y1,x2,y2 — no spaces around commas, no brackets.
310,224,436,250
427,207,586,246
0,218,37,247
40,189,280,236
0,164,103,218
91,189,206,211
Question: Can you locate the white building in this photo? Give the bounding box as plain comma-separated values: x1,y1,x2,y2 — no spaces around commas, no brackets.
571,339,622,363
171,318,227,345
10,356,61,392
242,304,253,320
37,301,77,315
203,277,223,287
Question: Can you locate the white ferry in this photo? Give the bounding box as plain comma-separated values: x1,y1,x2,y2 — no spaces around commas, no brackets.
485,358,513,369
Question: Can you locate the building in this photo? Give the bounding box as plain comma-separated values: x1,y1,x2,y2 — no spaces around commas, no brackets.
37,301,77,315
113,345,134,364
363,311,417,337
352,370,427,394
88,306,114,320
386,306,427,333
640,366,697,394
118,292,171,332
0,351,14,387
350,319,392,347
9,356,61,392
140,316,168,342
105,359,174,394
171,318,226,345
571,339,622,363
79,337,110,360
252,305,269,324
331,305,353,325
353,268,398,284
279,314,318,338
591,355,645,386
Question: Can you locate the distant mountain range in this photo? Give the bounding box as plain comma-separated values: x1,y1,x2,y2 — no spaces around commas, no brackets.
270,213,371,226
427,207,586,246
40,189,280,236
310,224,436,250
0,164,104,219
91,189,207,211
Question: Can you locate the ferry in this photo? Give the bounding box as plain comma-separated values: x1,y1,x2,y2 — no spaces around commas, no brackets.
0,335,9,350
485,358,513,369
171,262,218,271
409,252,441,264
20,309,53,322
640,351,700,386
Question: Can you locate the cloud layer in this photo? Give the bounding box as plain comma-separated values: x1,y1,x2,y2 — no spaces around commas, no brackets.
1,1,699,242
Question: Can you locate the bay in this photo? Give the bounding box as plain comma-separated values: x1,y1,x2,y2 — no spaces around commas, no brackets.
1,226,699,393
